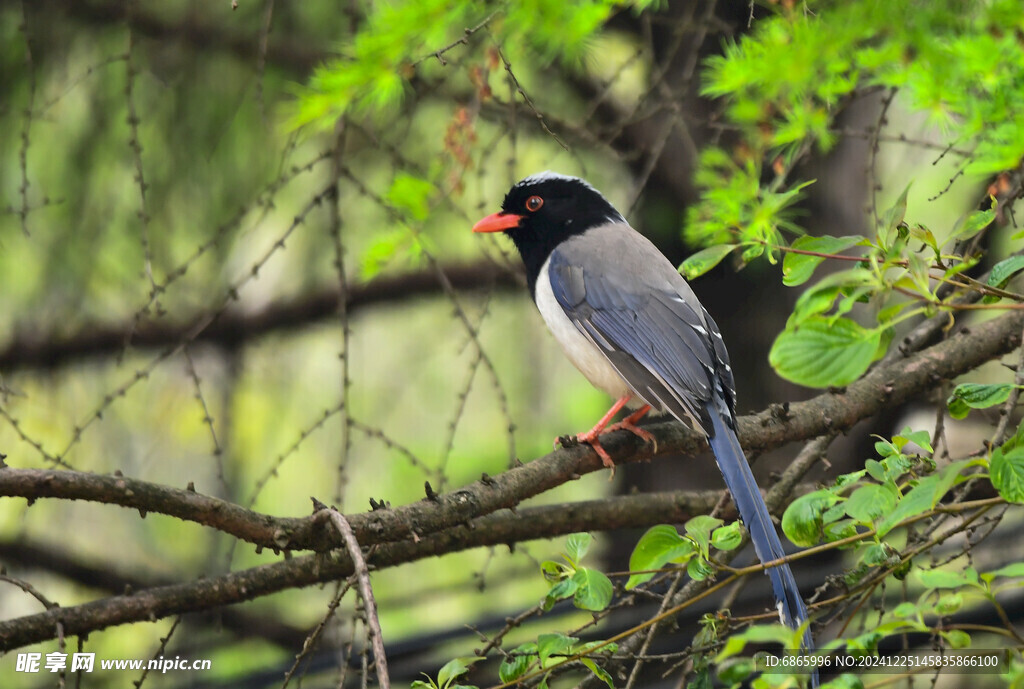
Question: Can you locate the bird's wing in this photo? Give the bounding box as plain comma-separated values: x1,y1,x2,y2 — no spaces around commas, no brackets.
546,230,733,434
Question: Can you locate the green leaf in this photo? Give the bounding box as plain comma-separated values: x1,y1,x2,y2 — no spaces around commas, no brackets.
770,316,882,388
1008,417,1024,453
987,255,1024,291
690,666,713,689
865,459,886,481
991,446,1024,503
386,173,435,222
574,640,617,655
790,285,841,325
880,183,911,246
836,469,868,488
909,222,940,257
982,562,1024,582
882,453,923,483
437,657,481,689
788,267,876,327
947,383,1015,419
687,557,715,581
860,542,896,568
875,441,897,457
782,489,840,547
360,230,409,280
891,601,919,619
543,578,577,611
844,483,898,523
411,681,435,689
580,658,614,689
822,673,866,689
952,207,996,241
740,242,764,263
711,522,744,551
685,515,723,558
565,533,591,564
823,518,858,542
571,567,613,611
537,633,577,666
894,427,934,454
540,560,566,582
876,462,965,537
935,592,963,616
782,235,863,286
499,651,532,684
680,244,736,280
822,500,847,524
918,568,970,590
943,629,972,649
626,525,696,589
715,624,796,662
716,657,755,684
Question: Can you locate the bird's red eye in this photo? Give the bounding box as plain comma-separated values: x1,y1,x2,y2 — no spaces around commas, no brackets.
525,195,544,212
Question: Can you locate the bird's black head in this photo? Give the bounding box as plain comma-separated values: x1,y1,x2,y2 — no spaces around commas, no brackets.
472,172,625,295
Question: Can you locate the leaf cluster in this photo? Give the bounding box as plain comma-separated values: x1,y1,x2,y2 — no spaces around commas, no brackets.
289,0,661,129
686,186,1019,387
684,1,1024,388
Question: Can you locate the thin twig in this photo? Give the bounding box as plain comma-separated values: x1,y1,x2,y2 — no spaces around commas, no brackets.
0,573,59,610
328,508,390,689
17,0,36,237
991,320,1024,445
494,45,569,152
413,11,498,66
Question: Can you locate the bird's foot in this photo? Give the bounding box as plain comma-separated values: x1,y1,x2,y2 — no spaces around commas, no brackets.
554,404,655,476
553,430,616,471
573,428,617,470
605,418,658,454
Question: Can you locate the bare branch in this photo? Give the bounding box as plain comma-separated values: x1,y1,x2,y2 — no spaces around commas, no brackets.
328,507,390,689
0,262,521,371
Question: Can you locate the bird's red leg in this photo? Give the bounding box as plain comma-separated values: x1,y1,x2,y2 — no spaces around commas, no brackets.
557,396,656,470
575,394,631,467
606,405,657,453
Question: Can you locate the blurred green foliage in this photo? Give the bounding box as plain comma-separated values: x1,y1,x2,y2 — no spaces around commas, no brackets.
688,0,1024,249
289,0,661,128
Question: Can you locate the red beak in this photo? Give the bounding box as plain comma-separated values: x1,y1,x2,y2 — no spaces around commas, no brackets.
472,212,522,233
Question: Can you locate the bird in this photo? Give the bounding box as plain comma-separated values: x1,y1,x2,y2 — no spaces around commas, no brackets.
472,171,816,673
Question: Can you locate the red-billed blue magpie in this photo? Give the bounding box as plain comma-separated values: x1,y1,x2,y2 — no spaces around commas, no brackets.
473,172,815,672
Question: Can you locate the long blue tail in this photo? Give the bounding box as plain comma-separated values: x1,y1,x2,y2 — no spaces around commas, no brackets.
707,397,817,685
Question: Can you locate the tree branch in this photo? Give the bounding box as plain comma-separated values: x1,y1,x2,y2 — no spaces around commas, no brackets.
1,309,1021,555
0,541,310,649
328,507,390,689
0,262,521,371
0,489,726,650
52,0,327,75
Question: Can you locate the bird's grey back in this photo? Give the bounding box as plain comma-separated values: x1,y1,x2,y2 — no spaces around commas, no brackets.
558,223,706,319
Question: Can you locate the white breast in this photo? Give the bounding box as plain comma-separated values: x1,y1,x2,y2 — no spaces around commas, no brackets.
535,255,632,400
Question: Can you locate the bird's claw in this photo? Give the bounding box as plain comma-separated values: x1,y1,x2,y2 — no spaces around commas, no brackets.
607,419,658,454
554,434,579,450
558,419,657,478
573,429,617,474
